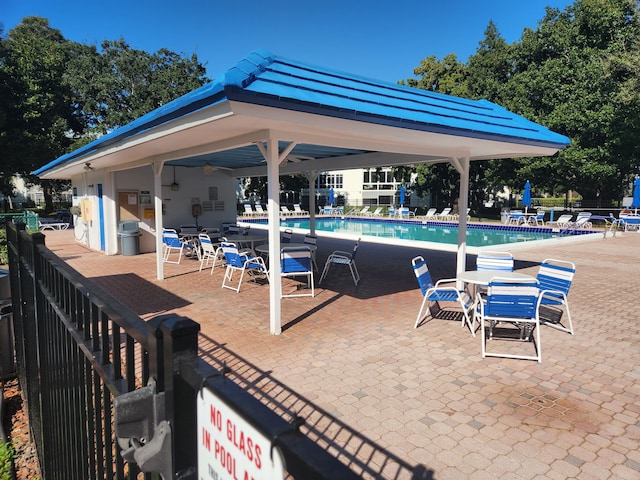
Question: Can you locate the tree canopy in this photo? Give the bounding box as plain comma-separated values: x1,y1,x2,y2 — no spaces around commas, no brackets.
0,16,208,211
403,0,640,207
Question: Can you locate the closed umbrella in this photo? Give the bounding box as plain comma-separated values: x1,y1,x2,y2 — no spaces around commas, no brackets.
399,185,406,207
329,188,335,206
632,177,640,214
522,180,532,214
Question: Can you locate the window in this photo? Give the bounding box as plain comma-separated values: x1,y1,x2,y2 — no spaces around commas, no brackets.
317,173,343,189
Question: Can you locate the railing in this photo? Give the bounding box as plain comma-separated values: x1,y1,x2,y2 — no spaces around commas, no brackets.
7,222,429,479
0,211,39,231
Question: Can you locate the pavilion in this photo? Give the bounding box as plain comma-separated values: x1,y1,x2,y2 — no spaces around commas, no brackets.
35,49,570,334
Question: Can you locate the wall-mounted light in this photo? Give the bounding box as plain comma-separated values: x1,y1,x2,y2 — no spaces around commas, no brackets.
83,162,93,171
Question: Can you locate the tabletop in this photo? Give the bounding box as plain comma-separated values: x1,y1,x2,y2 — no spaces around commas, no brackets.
458,270,534,286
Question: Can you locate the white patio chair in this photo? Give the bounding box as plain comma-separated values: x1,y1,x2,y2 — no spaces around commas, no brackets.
507,210,526,225
281,246,315,298
221,242,269,293
412,256,474,334
528,210,545,226
476,251,514,272
198,233,224,273
282,228,293,244
303,233,319,271
536,258,575,334
162,228,196,264
477,277,542,362
319,238,360,286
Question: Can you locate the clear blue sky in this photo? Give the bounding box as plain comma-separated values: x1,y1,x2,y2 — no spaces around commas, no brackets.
3,0,574,83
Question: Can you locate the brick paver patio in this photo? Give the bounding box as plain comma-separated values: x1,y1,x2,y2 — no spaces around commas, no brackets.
41,228,640,479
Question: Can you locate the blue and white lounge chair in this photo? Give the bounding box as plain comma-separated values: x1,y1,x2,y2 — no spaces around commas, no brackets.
242,204,255,217
547,214,573,228
293,204,308,215
221,242,269,293
254,204,267,216
319,238,360,285
536,258,575,335
477,277,542,362
412,256,474,334
436,207,452,220
422,208,437,219
281,246,314,297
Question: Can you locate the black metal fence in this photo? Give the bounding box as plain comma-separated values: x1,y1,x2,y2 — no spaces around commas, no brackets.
6,222,431,480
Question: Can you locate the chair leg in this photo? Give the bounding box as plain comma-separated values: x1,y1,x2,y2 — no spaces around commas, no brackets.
414,295,430,328
319,262,332,283
349,263,360,285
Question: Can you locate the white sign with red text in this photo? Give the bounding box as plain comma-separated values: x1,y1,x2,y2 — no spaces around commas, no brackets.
197,388,285,480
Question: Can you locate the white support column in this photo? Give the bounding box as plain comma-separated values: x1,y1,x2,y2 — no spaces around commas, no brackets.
455,155,470,278
153,161,165,280
103,170,118,255
266,138,283,335
305,171,318,235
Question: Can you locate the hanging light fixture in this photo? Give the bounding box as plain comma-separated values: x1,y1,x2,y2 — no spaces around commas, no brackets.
203,162,215,176
171,166,179,191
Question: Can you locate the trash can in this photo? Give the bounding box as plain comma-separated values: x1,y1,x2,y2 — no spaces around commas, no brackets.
501,208,511,224
118,221,141,256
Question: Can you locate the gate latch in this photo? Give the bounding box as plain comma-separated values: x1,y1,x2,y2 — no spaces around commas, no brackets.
114,378,173,479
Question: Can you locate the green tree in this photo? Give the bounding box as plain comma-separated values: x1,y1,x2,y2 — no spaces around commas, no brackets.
0,17,81,211
65,38,208,132
402,53,469,97
465,21,512,104
504,0,640,203
1,16,209,212
404,0,640,206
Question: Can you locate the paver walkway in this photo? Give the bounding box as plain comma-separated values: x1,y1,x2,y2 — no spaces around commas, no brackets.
41,229,640,479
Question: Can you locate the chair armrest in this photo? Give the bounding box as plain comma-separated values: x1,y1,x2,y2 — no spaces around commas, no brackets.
433,277,458,287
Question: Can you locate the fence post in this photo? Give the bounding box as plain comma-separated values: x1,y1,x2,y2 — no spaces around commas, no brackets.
151,314,201,479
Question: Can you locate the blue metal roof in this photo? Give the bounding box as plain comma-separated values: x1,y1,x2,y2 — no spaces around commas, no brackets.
35,49,569,176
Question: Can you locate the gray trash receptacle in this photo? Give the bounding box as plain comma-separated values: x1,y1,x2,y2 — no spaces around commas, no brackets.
118,221,141,256
501,208,511,224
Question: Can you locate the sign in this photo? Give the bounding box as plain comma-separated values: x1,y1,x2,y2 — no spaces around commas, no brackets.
198,388,285,480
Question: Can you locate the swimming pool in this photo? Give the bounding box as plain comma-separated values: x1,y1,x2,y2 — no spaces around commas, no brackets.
244,216,599,249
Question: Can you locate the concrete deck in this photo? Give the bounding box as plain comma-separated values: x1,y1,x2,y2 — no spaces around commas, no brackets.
41,228,640,479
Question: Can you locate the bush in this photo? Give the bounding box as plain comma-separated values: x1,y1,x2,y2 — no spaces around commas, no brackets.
0,440,14,480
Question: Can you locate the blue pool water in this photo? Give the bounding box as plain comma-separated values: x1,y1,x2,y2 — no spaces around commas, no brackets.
248,217,592,247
